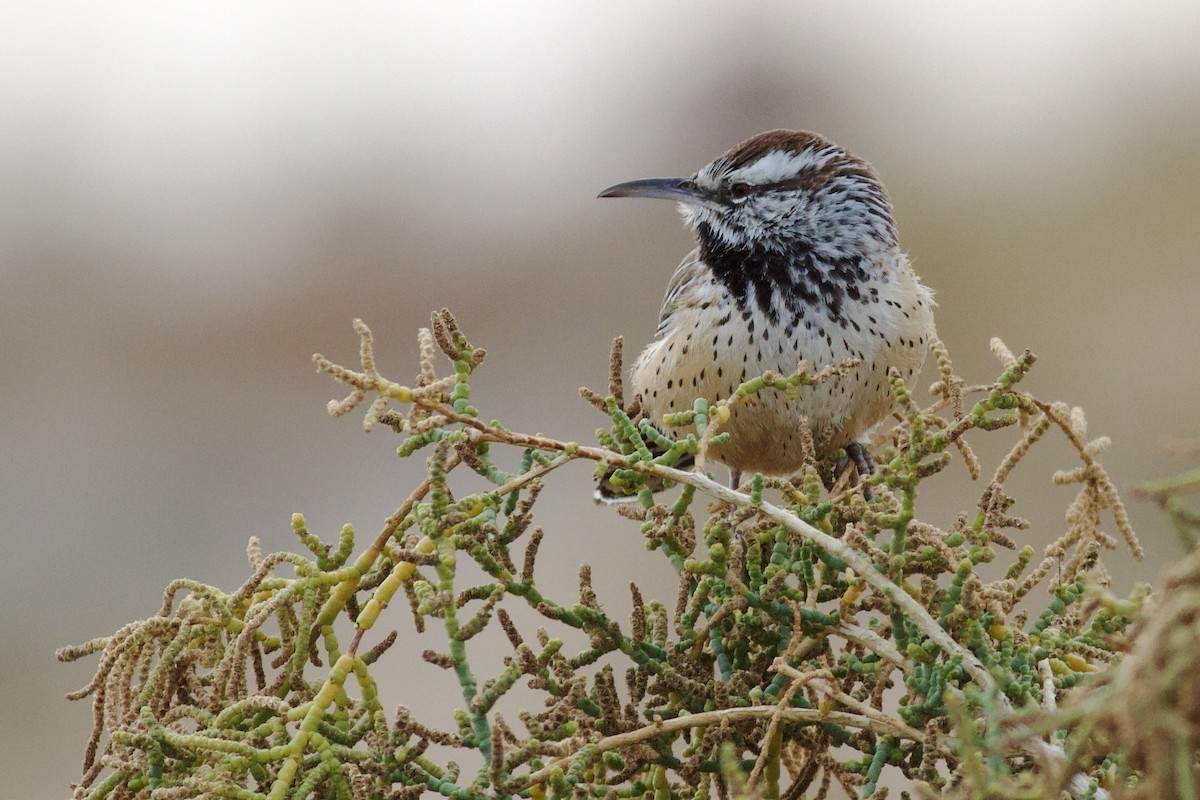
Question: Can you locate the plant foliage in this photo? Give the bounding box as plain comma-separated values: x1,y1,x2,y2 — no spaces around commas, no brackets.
62,310,1171,800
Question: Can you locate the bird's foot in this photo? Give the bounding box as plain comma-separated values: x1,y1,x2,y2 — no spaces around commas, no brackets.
834,442,876,500
846,442,876,479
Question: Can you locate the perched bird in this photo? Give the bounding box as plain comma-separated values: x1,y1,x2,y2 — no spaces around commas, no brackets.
599,129,935,490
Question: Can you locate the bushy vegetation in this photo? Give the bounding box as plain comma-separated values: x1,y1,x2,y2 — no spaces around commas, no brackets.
62,310,1191,800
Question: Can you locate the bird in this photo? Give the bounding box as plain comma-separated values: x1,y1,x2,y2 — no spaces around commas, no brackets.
598,129,936,492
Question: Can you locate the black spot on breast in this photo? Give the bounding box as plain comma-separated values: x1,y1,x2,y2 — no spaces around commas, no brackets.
695,222,876,328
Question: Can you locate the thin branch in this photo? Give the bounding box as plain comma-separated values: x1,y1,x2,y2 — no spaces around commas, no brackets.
428,405,1000,699
519,704,917,790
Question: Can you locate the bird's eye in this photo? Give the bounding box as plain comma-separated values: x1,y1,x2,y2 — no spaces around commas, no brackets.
729,182,753,200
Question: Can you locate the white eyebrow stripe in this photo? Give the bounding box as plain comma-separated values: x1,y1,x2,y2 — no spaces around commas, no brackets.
728,147,840,185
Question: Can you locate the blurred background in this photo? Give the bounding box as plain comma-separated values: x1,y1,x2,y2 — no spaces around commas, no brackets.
5,2,1200,796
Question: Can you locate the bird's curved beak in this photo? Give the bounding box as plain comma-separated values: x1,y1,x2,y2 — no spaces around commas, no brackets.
598,177,718,210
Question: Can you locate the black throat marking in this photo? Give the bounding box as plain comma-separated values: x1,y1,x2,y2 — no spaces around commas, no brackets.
697,222,880,333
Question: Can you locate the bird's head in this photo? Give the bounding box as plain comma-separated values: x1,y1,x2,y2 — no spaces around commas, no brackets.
600,130,897,261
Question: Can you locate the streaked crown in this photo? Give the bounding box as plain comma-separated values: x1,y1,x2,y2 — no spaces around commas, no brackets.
687,130,897,260
597,130,904,325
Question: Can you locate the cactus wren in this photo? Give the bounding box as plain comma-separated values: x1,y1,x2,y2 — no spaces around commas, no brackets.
599,129,936,489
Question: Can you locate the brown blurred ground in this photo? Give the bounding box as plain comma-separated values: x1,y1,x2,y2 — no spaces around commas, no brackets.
4,4,1200,797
